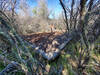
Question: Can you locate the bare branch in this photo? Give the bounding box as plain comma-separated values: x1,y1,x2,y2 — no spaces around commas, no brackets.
59,0,69,31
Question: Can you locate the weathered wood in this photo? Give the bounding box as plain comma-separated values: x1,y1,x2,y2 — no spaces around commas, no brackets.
34,33,73,61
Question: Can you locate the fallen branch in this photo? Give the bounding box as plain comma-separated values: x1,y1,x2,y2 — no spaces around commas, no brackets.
0,61,21,75
35,32,74,61
0,55,23,75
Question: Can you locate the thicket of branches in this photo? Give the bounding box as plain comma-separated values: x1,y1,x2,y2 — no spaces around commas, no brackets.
0,0,100,75
59,0,100,74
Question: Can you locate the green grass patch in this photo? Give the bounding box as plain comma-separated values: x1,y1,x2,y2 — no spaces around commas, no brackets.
0,62,5,72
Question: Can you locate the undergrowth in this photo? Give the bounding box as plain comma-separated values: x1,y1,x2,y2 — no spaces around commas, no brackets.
0,37,100,75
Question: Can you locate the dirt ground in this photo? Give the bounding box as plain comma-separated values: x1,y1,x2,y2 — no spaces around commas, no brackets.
23,31,66,52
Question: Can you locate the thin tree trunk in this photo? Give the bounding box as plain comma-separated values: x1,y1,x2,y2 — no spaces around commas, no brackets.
59,0,69,31
70,0,75,29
